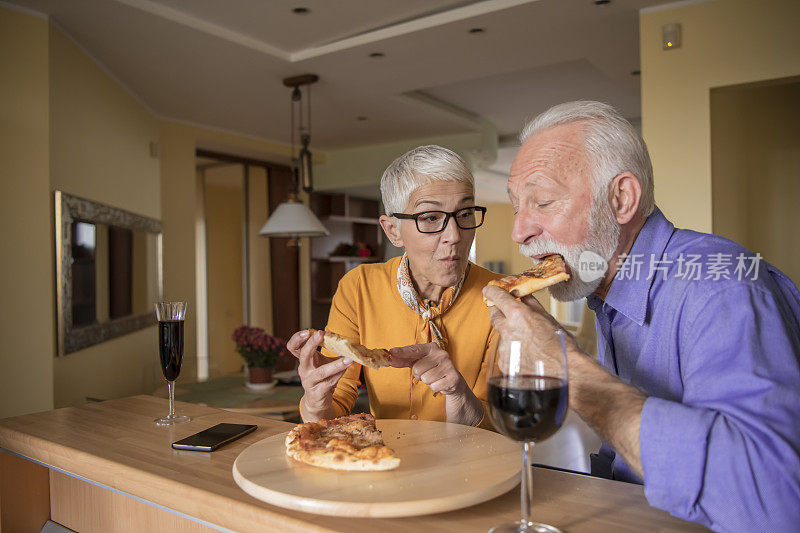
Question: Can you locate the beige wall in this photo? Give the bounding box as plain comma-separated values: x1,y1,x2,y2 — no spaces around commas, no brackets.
476,202,536,276
641,0,800,232
49,31,160,217
0,7,54,417
53,328,164,404
204,169,245,375
711,79,800,283
315,132,487,192
48,24,163,407
709,87,749,247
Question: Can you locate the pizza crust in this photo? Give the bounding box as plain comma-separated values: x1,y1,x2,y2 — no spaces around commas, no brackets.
312,329,392,370
286,440,400,471
285,413,400,471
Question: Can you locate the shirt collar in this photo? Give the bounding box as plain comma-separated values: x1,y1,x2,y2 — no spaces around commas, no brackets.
589,206,675,325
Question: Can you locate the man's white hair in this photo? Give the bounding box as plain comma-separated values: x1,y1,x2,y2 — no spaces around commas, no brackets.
380,145,474,216
520,100,655,217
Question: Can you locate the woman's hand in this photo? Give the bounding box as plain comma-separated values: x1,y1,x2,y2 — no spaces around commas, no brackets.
390,343,464,395
390,343,483,425
286,329,353,421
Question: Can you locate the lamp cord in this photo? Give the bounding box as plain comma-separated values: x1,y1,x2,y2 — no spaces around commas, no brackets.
307,82,311,138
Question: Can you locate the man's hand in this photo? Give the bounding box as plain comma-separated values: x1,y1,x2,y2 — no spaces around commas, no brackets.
390,343,483,426
286,329,353,421
483,285,579,358
482,283,647,478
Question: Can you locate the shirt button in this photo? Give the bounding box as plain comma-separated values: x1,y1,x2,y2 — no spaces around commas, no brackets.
410,414,418,420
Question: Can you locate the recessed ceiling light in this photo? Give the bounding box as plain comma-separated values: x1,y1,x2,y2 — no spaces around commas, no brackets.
594,0,611,5
357,116,368,121
631,70,641,76
369,52,384,58
292,7,309,14
469,28,485,34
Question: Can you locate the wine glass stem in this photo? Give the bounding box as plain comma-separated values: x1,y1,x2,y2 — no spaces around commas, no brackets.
521,441,534,529
168,380,176,418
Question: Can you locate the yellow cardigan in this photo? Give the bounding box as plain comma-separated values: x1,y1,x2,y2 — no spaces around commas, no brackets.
321,256,500,429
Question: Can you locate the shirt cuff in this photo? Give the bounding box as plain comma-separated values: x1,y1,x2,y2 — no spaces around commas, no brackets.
640,396,716,521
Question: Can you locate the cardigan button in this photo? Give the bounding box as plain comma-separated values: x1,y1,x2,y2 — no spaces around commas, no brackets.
410,414,418,420
411,377,419,385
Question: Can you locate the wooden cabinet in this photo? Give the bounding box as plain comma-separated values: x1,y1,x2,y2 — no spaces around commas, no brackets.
309,193,391,330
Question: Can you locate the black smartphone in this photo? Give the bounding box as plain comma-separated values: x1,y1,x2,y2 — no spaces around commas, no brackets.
171,423,257,452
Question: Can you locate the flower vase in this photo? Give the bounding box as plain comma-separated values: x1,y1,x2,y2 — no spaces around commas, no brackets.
245,366,275,392
248,366,272,383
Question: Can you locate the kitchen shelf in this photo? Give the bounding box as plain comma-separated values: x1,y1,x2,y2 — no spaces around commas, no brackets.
309,192,384,330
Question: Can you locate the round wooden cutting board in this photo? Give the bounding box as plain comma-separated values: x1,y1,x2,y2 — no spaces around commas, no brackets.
232,419,521,517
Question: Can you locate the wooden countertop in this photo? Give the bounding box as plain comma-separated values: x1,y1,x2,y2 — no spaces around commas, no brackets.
0,396,705,532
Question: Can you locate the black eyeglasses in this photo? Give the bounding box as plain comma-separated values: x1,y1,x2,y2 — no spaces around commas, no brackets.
390,206,487,234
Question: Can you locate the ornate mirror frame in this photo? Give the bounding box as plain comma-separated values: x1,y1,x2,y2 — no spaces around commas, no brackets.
55,191,163,355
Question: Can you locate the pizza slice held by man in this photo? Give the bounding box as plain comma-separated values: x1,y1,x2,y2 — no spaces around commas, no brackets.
484,254,570,306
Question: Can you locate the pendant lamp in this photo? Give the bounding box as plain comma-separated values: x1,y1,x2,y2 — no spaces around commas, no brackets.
259,74,328,244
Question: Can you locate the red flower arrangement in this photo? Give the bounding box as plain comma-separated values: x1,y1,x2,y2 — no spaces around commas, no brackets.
331,241,374,258
231,326,290,369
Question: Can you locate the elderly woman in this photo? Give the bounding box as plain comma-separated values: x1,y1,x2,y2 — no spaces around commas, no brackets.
287,145,499,428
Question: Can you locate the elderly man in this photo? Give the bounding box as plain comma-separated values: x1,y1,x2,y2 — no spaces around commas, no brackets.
484,101,800,532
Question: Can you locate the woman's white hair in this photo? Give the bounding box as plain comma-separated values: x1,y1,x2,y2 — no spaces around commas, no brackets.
520,100,655,217
380,145,474,216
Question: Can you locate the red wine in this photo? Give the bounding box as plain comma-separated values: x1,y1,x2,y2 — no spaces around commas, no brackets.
488,375,568,442
158,320,184,381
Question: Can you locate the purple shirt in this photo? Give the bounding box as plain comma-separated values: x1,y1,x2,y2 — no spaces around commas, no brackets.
586,207,800,532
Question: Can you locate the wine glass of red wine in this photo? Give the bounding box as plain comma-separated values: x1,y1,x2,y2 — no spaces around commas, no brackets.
487,329,569,533
154,301,190,426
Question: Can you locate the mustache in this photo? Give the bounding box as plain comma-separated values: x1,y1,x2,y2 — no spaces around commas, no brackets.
519,239,580,265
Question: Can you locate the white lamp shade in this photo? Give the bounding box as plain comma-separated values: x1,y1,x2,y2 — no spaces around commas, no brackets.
258,200,329,238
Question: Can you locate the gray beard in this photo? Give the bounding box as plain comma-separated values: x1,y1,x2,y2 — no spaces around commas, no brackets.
519,194,621,302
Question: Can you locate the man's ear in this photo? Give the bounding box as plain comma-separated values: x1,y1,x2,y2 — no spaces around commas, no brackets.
379,215,404,247
609,172,641,225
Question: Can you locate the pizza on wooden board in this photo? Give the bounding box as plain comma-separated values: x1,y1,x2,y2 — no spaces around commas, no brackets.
484,254,570,306
310,329,392,370
285,413,400,471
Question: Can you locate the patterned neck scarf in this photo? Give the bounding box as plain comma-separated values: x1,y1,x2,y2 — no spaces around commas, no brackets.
395,253,469,349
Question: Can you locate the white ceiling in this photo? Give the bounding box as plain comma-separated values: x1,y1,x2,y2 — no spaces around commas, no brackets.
6,0,671,151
